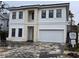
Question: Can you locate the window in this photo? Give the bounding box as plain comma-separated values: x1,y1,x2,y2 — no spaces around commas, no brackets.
18,28,22,37
56,9,62,18
12,12,16,19
49,10,54,18
12,28,15,37
32,12,34,20
41,10,46,18
19,11,23,19
7,21,8,27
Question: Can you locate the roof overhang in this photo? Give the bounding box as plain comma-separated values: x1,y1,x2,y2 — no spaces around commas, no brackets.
7,3,69,11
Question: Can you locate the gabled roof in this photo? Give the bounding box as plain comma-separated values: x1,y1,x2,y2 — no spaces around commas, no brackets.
7,3,69,11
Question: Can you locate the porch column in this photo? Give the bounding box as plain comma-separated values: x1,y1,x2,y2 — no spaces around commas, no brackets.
24,10,28,41
34,9,39,42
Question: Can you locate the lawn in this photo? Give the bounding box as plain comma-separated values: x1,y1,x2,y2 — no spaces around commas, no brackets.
64,44,79,52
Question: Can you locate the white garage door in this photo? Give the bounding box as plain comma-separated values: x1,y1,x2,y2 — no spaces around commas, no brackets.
39,30,64,43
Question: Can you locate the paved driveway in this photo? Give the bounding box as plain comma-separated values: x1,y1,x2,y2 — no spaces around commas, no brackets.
0,42,64,58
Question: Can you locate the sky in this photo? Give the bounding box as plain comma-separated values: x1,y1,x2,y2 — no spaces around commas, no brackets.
4,1,79,24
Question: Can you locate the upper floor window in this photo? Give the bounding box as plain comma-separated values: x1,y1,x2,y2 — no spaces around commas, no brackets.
12,28,15,37
19,11,23,19
41,10,46,18
49,10,54,18
56,9,62,18
18,28,22,37
12,12,16,19
32,12,34,20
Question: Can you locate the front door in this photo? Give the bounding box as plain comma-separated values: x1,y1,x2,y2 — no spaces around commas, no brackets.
27,26,34,42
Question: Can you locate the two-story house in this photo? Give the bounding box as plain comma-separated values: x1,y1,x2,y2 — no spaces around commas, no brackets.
7,3,69,43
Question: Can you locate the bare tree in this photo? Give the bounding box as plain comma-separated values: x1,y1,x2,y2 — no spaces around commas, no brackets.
69,10,74,26
0,1,9,12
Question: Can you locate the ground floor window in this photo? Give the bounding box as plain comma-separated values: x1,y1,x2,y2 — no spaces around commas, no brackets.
18,28,22,37
12,28,16,37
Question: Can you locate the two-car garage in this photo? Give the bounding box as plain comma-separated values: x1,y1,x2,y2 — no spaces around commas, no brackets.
39,29,64,43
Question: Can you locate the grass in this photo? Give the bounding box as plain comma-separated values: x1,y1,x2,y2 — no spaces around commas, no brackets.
64,44,79,52
74,47,79,52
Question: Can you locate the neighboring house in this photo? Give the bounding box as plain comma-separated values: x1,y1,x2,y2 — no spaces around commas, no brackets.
77,24,79,43
7,3,69,43
0,13,9,31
